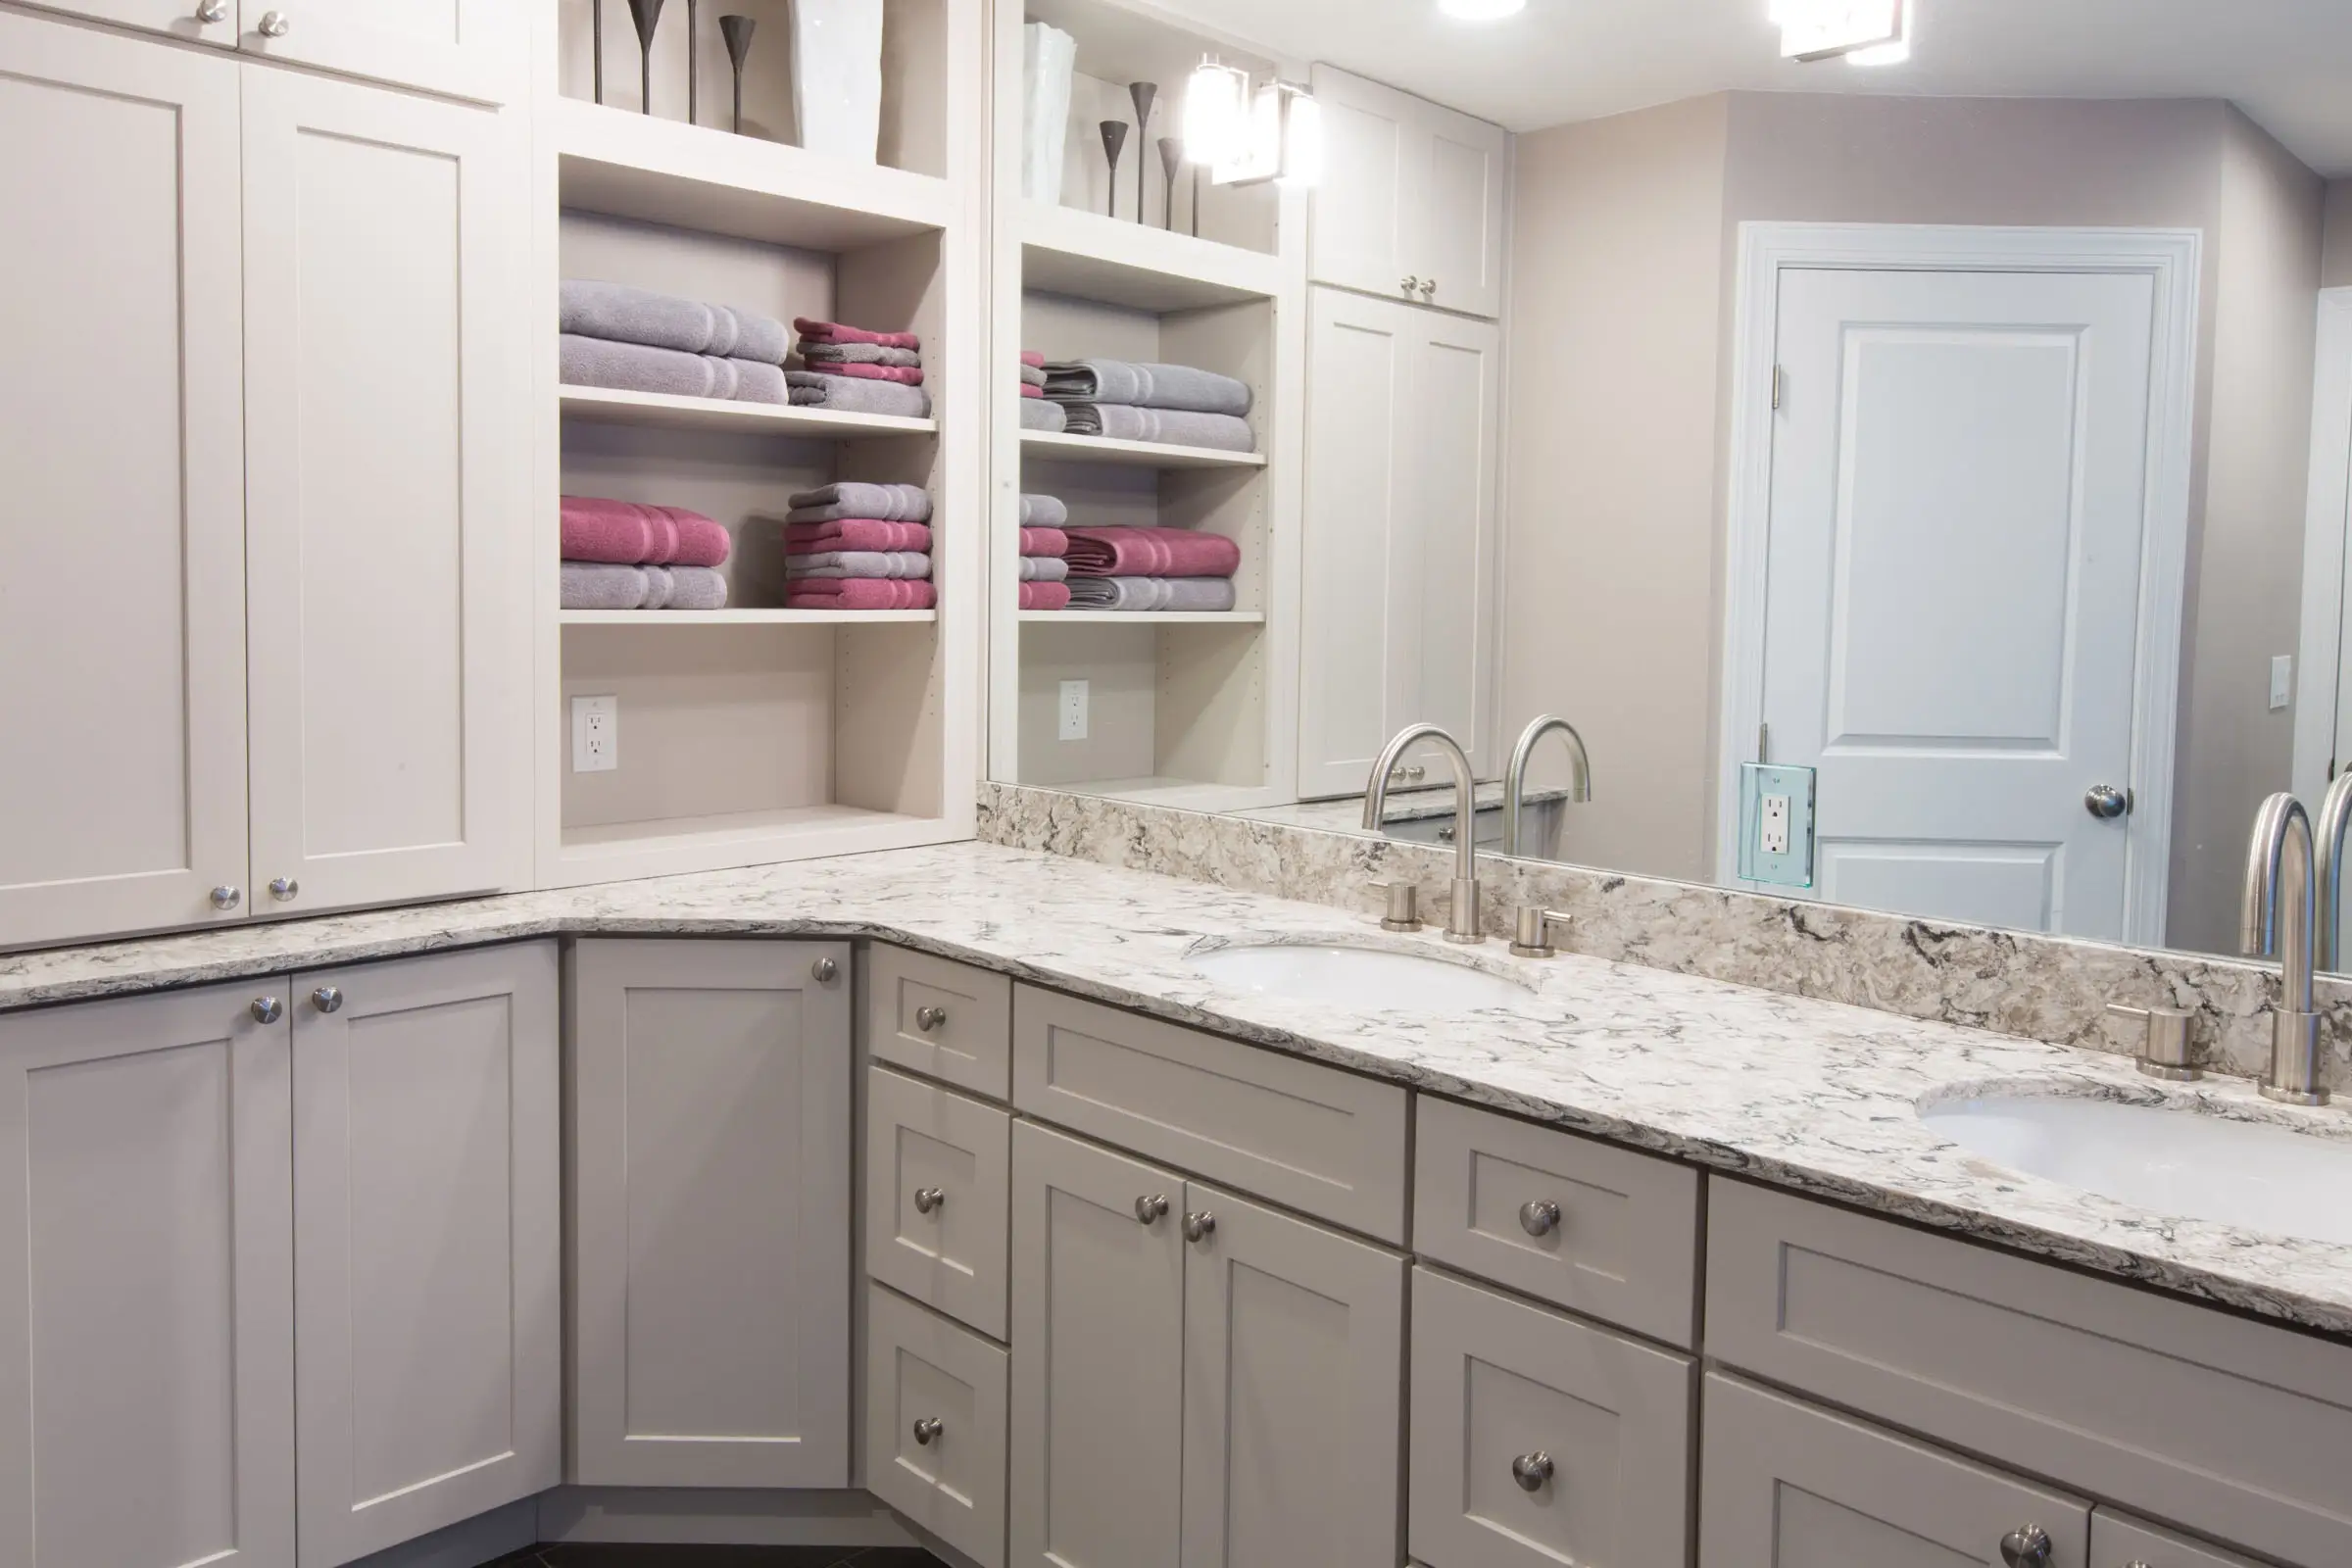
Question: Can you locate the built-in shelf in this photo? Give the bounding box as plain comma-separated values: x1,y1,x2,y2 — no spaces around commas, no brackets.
561,609,938,626
553,96,952,249
561,384,936,439
554,803,946,874
1021,199,1283,313
1019,429,1266,470
1052,776,1288,812
1019,611,1263,625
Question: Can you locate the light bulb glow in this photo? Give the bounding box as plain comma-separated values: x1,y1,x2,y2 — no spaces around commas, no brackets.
1280,90,1323,187
1773,0,1905,62
1182,61,1249,171
1846,0,1911,64
1439,0,1526,19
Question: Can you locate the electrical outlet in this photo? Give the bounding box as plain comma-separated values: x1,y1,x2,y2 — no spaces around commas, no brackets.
1760,794,1791,856
2272,655,2293,712
571,694,618,773
1058,679,1089,742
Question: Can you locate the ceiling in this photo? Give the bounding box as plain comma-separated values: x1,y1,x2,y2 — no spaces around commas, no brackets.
1144,0,2352,177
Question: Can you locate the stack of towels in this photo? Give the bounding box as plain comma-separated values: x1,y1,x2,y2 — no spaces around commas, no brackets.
789,320,932,419
1018,350,1062,433
1018,494,1071,611
1064,525,1240,612
782,482,937,611
561,496,732,611
561,280,790,404
1044,360,1253,453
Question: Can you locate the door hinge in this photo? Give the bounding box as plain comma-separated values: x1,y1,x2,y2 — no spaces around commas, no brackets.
1771,366,1785,411
1757,721,1771,764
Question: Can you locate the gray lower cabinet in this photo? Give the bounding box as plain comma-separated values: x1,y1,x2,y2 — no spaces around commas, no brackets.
2090,1512,2261,1568
1699,1372,2090,1567
866,1283,1010,1568
567,937,854,1487
867,1062,1013,1340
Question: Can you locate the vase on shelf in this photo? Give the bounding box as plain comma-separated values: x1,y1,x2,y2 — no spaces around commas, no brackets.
626,0,664,116
1158,137,1183,229
720,14,756,134
1021,23,1076,203
1099,120,1129,219
790,0,884,164
591,0,605,103
1128,82,1157,223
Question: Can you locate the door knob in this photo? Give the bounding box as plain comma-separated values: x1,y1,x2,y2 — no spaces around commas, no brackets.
210,885,242,910
268,876,299,902
1518,1198,1562,1237
1134,1194,1170,1225
257,9,290,35
912,1416,943,1446
915,1004,948,1032
1510,1451,1555,1492
312,985,343,1014
1999,1525,2053,1568
1184,1209,1217,1243
195,0,227,20
2084,784,2131,819
913,1186,946,1214
810,956,838,982
250,996,283,1024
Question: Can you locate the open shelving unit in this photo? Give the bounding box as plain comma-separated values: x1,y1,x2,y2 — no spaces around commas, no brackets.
530,0,981,888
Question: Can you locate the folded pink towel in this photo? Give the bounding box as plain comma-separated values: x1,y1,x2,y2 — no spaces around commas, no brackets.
1020,581,1072,611
784,518,933,554
1064,526,1242,578
1020,383,1045,399
794,317,920,351
1020,526,1068,558
1019,350,1046,368
561,496,731,566
802,359,924,386
785,579,938,611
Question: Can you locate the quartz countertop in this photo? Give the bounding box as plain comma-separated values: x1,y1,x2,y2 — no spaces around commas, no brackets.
6,842,2349,1338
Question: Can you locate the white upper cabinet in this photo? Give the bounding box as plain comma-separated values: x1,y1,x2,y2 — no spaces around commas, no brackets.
1309,64,1508,319
18,0,238,46
242,69,529,916
19,0,523,101
0,15,251,949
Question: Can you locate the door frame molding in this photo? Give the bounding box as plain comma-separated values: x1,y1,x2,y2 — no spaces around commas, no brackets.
1714,221,2202,947
2291,287,2352,809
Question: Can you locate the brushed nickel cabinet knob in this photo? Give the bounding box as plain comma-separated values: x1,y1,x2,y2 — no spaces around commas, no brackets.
1134,1194,1169,1225
912,1416,943,1446
195,0,227,21
1401,274,1419,294
1999,1525,2053,1568
1184,1210,1217,1243
312,986,343,1014
915,1004,948,1032
250,996,283,1024
1518,1199,1562,1237
1511,1451,1554,1492
810,956,838,983
913,1186,946,1215
210,885,242,910
257,9,290,35
268,876,299,902
1420,278,1438,299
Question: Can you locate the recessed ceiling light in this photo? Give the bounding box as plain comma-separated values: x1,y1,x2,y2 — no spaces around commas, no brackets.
1440,0,1527,21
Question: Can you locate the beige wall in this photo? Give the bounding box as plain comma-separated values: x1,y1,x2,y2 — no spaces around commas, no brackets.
2326,180,2352,287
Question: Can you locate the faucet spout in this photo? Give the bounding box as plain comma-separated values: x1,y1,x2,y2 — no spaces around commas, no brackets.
1364,723,1485,944
2315,770,2352,972
2242,792,2328,1105
1502,715,1592,858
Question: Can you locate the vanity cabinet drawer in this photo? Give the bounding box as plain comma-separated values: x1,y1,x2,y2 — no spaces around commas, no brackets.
1011,984,1409,1242
1412,1096,1700,1347
864,946,1012,1100
865,1284,1007,1568
865,1065,1010,1340
1706,1178,2352,1568
1408,1266,1692,1568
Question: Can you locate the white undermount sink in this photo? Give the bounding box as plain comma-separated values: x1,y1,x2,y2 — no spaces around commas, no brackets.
1920,1091,2352,1246
1188,943,1533,1010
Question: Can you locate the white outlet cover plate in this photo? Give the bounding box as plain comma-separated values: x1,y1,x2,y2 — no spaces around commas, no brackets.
571,694,618,773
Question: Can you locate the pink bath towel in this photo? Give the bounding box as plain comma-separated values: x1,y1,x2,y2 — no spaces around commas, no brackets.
801,360,924,386
785,579,938,611
1064,526,1241,578
794,318,921,351
1019,350,1046,368
1020,581,1071,611
1019,526,1068,558
784,519,933,554
561,496,731,566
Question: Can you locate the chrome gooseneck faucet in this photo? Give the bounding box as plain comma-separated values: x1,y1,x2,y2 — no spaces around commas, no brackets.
1501,714,1592,859
2315,769,2352,972
2241,792,2328,1105
1365,723,1484,944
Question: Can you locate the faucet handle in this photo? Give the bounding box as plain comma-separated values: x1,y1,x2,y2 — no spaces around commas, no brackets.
1376,881,1423,932
2104,1002,2200,1081
1510,906,1571,958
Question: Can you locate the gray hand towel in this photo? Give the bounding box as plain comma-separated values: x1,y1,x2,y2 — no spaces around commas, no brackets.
785,370,932,419
800,342,923,368
1019,557,1070,582
783,551,934,580
562,335,788,404
785,482,933,523
561,279,790,365
662,566,728,609
562,562,651,610
1019,365,1048,388
1018,494,1069,527
1044,359,1252,416
1058,403,1254,452
1020,398,1068,433
1063,575,1237,612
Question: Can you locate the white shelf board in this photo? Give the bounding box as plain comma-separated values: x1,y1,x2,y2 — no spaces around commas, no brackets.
1018,611,1262,625
1021,200,1283,313
561,609,937,626
1019,429,1265,470
561,384,936,439
552,96,952,249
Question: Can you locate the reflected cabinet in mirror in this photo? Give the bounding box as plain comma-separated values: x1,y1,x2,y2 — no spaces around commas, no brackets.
985,0,2352,968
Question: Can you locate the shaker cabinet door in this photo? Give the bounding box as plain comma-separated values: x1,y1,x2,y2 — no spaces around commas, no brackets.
237,0,526,105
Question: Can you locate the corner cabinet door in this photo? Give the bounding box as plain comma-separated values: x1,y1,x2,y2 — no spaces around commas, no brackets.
291,944,561,1567
1700,1373,2090,1568
1010,1121,1187,1568
237,0,526,105
0,984,295,1568
569,939,855,1487
0,13,250,949
241,70,529,917
1177,1184,1406,1568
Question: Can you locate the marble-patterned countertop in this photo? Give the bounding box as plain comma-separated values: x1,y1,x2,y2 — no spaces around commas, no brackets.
7,842,2349,1338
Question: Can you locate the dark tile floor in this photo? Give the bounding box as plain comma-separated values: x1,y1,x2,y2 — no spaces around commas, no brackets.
491,1546,946,1568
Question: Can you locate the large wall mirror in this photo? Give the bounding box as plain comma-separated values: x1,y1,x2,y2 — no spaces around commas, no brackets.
988,0,2352,968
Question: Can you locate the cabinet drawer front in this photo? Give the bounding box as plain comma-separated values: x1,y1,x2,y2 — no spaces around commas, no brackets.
1700,1373,2089,1568
866,1065,1011,1340
1412,1097,1699,1347
1408,1267,1692,1568
866,945,1013,1099
2091,1512,2259,1568
1706,1179,2352,1568
1012,986,1408,1242
867,1285,1008,1568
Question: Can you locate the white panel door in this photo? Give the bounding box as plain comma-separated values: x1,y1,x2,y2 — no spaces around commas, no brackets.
16,0,238,44
0,984,294,1568
1308,66,1420,306
1761,265,2159,939
292,945,560,1567
242,70,528,917
237,0,526,105
570,939,854,1488
1406,311,1504,776
1177,1184,1405,1568
1010,1121,1187,1568
0,13,249,949
1417,111,1509,319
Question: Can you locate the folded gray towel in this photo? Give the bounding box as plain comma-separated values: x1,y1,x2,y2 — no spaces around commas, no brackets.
1019,557,1070,582
1018,494,1069,528
664,566,728,610
785,370,932,419
1020,398,1068,433
1064,575,1237,612
1059,404,1254,452
785,482,933,523
784,551,933,580
561,279,790,365
560,562,730,610
801,342,923,368
562,335,788,404
1044,359,1252,416
1019,365,1048,388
